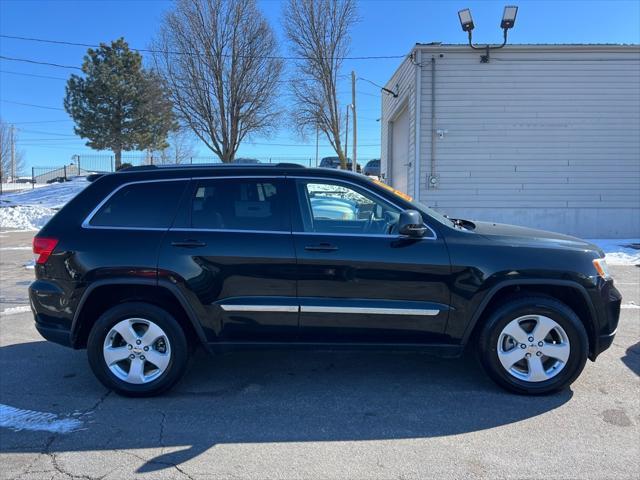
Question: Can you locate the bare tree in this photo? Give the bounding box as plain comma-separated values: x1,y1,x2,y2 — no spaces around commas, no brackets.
153,0,283,162
283,0,358,169
156,126,198,164
0,119,25,180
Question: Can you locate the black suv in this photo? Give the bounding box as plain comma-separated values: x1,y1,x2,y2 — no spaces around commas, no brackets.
30,164,621,396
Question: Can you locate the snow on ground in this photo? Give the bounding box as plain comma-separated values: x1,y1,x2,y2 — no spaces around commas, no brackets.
0,183,48,193
588,239,640,266
0,177,89,231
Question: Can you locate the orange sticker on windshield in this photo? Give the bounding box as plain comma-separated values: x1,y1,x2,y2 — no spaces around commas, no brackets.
372,179,413,202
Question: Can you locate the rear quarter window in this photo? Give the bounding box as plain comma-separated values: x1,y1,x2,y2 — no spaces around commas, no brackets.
89,180,187,228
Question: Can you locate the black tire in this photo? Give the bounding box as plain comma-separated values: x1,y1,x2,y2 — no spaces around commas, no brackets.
478,296,588,395
87,302,189,397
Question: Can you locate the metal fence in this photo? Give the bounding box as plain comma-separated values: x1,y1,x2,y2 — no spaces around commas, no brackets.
1,155,322,195
71,154,320,169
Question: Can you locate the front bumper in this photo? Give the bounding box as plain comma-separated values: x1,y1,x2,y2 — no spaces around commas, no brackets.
589,279,622,360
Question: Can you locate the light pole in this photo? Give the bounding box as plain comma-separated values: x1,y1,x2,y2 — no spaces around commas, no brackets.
315,123,319,167
458,5,518,63
344,104,352,170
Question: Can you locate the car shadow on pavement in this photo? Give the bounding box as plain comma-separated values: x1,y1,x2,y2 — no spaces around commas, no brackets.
621,341,640,376
0,341,573,473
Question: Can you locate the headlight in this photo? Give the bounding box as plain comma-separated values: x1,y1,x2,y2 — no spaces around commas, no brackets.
593,258,611,280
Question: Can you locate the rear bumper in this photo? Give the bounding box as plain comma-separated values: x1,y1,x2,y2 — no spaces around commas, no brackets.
35,322,72,347
29,279,74,348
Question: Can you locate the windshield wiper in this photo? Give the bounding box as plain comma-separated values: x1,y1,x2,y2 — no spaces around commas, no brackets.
445,215,473,230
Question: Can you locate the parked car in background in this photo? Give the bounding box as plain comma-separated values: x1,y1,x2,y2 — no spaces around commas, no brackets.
232,158,260,164
309,195,357,220
319,156,361,173
30,163,621,396
15,177,35,184
363,159,380,178
46,176,70,184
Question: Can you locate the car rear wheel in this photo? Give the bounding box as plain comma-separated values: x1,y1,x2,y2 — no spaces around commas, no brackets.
478,296,588,395
87,302,189,397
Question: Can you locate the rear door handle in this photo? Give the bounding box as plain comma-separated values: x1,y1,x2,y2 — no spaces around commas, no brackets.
304,243,338,252
171,239,207,248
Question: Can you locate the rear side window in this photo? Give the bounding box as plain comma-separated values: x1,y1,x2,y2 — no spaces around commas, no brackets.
191,178,288,231
89,181,187,228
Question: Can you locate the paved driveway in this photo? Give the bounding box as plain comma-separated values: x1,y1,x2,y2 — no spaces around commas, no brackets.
1,230,638,479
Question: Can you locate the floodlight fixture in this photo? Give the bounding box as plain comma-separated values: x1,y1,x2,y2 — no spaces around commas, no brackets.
458,9,474,32
459,5,519,63
501,5,518,29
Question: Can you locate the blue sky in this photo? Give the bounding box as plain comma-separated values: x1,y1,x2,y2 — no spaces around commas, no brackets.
1,0,639,170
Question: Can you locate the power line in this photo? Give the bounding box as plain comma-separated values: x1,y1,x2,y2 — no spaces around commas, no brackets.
247,142,380,147
19,129,76,137
17,138,81,141
1,99,65,111
10,119,73,125
0,34,407,61
0,55,81,70
0,69,67,80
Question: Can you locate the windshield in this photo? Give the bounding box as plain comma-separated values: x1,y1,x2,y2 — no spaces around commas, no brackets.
407,198,456,227
368,178,456,228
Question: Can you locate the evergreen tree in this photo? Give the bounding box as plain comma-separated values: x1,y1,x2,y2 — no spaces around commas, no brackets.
64,38,175,169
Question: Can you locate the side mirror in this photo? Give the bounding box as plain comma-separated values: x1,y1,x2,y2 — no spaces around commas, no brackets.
398,209,427,237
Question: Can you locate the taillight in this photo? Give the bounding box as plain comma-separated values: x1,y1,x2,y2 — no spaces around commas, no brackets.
33,237,59,265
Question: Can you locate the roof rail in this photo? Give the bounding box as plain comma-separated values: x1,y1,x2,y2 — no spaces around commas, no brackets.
120,165,157,171
118,162,307,172
274,162,306,168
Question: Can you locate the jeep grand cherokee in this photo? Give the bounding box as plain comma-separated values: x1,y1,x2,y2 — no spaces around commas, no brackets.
29,163,621,396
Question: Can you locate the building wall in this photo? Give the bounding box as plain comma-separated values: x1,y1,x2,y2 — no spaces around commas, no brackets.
383,45,640,238
380,54,417,197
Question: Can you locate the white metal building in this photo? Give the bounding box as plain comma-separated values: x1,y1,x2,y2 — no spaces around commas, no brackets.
380,44,640,238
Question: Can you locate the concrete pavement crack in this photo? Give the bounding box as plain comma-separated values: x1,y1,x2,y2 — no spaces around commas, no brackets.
33,389,114,480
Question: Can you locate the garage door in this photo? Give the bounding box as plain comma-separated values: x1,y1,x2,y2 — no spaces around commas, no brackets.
390,106,410,194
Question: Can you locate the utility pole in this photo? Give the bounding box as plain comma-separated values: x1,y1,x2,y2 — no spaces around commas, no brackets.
315,123,319,167
10,125,15,181
344,105,349,169
351,71,357,172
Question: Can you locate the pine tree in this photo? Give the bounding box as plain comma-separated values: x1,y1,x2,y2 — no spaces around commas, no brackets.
64,38,175,169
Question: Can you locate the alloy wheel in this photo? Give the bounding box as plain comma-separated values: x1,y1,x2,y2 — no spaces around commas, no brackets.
497,314,570,383
102,318,172,384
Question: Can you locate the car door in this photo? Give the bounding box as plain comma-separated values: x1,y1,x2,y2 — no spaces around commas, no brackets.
292,177,451,344
159,175,298,342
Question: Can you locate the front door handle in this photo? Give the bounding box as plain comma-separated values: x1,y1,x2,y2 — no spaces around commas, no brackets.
304,243,338,252
171,239,207,248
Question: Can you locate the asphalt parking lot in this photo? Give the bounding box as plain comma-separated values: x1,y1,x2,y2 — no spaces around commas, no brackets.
1,230,638,479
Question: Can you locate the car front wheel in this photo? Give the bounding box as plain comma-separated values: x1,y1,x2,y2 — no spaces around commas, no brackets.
478,296,589,395
87,302,189,397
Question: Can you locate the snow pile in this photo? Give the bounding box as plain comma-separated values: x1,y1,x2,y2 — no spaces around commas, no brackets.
0,177,89,231
0,205,58,230
589,239,640,266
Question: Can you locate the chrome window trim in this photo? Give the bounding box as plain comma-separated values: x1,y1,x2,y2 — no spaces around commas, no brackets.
300,306,440,316
171,227,291,235
81,174,437,240
289,175,438,240
293,231,424,239
81,178,191,230
82,175,286,230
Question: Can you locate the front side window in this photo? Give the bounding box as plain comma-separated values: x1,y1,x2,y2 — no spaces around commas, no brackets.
297,180,401,235
191,178,288,231
90,181,187,228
